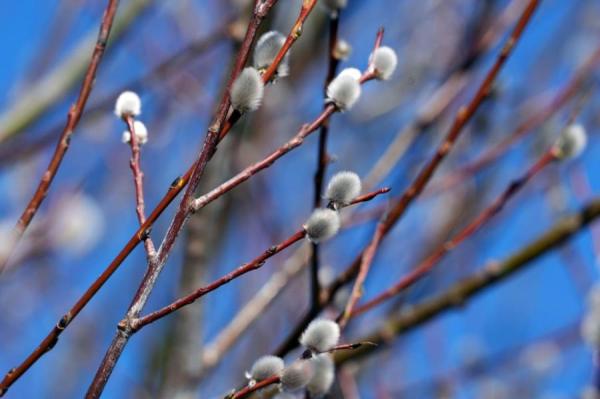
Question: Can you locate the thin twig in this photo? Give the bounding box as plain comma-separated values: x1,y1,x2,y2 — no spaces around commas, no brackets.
311,9,342,314
125,115,157,258
275,0,540,357
333,197,600,365
0,0,121,274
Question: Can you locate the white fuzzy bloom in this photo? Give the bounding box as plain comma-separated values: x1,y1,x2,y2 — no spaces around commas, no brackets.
299,319,340,353
326,68,361,111
114,91,141,118
553,123,587,159
307,354,335,397
333,39,352,61
248,355,285,381
254,31,289,78
231,67,265,112
121,120,148,145
321,0,347,14
371,46,398,80
304,209,340,243
325,171,362,207
280,361,314,392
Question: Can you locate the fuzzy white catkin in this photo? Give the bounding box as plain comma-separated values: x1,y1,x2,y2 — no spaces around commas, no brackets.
280,361,314,392
371,46,398,80
248,355,285,381
299,319,340,353
326,68,361,111
114,91,141,117
304,209,341,243
553,123,587,159
231,67,265,112
325,171,362,206
254,31,289,77
121,120,148,145
307,354,335,397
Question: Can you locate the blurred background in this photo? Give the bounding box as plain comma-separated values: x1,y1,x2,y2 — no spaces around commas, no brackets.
1,0,599,397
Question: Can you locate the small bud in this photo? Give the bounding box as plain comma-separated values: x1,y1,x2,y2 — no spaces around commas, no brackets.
371,46,398,80
333,39,352,61
114,91,141,118
307,354,335,397
321,0,347,15
231,67,265,112
248,355,285,381
299,319,340,353
326,68,361,111
121,121,148,145
304,209,341,243
254,31,290,78
280,361,314,392
553,123,587,160
325,171,362,207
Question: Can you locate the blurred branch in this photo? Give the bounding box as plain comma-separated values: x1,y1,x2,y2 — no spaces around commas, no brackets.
0,24,232,169
333,197,600,365
0,0,124,274
427,44,600,196
351,148,557,317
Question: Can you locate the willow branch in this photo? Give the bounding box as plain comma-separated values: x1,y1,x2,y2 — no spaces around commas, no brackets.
275,0,540,357
333,197,600,365
131,188,389,331
0,0,121,274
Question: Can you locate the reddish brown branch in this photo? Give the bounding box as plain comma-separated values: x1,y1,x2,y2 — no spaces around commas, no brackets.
351,149,556,317
0,0,121,274
230,375,281,399
132,187,389,331
125,116,156,258
338,219,386,328
275,0,540,357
